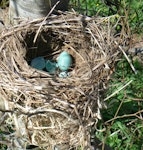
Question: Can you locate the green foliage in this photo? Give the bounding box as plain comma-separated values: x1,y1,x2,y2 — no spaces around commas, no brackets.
0,0,9,8
1,0,143,32
1,1,143,149
120,0,143,33
70,0,109,16
96,57,143,149
70,0,143,33
109,58,143,100
0,130,7,150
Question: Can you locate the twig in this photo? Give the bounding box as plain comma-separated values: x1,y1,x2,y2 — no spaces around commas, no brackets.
64,42,85,62
92,59,106,71
104,80,133,101
114,41,137,74
105,109,143,124
33,1,60,43
0,107,73,122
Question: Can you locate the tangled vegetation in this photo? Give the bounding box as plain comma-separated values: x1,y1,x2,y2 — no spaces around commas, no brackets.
70,0,143,149
97,58,143,149
70,0,143,33
1,0,143,33
0,0,143,150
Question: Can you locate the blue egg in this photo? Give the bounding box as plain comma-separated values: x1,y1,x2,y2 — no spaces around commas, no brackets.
57,51,72,71
30,57,45,70
45,60,57,74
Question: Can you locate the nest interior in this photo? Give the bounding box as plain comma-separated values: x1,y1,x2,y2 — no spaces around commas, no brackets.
0,12,124,149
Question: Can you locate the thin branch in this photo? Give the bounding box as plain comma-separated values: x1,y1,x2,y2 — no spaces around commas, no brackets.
114,41,137,74
33,1,60,43
105,109,143,124
104,80,133,101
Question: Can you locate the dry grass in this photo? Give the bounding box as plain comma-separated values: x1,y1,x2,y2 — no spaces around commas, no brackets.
0,11,127,149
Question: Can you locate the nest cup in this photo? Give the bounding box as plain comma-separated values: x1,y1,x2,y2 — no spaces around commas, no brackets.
0,12,123,149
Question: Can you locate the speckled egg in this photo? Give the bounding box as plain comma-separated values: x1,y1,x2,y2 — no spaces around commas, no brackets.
30,57,45,70
57,51,72,71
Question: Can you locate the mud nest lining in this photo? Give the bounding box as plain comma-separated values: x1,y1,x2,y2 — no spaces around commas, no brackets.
0,12,123,149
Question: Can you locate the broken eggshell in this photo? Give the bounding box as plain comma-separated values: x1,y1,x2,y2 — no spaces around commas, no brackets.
30,57,45,70
45,60,57,74
58,71,70,78
57,51,72,71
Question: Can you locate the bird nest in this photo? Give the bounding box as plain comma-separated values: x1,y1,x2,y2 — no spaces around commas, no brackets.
0,12,124,149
